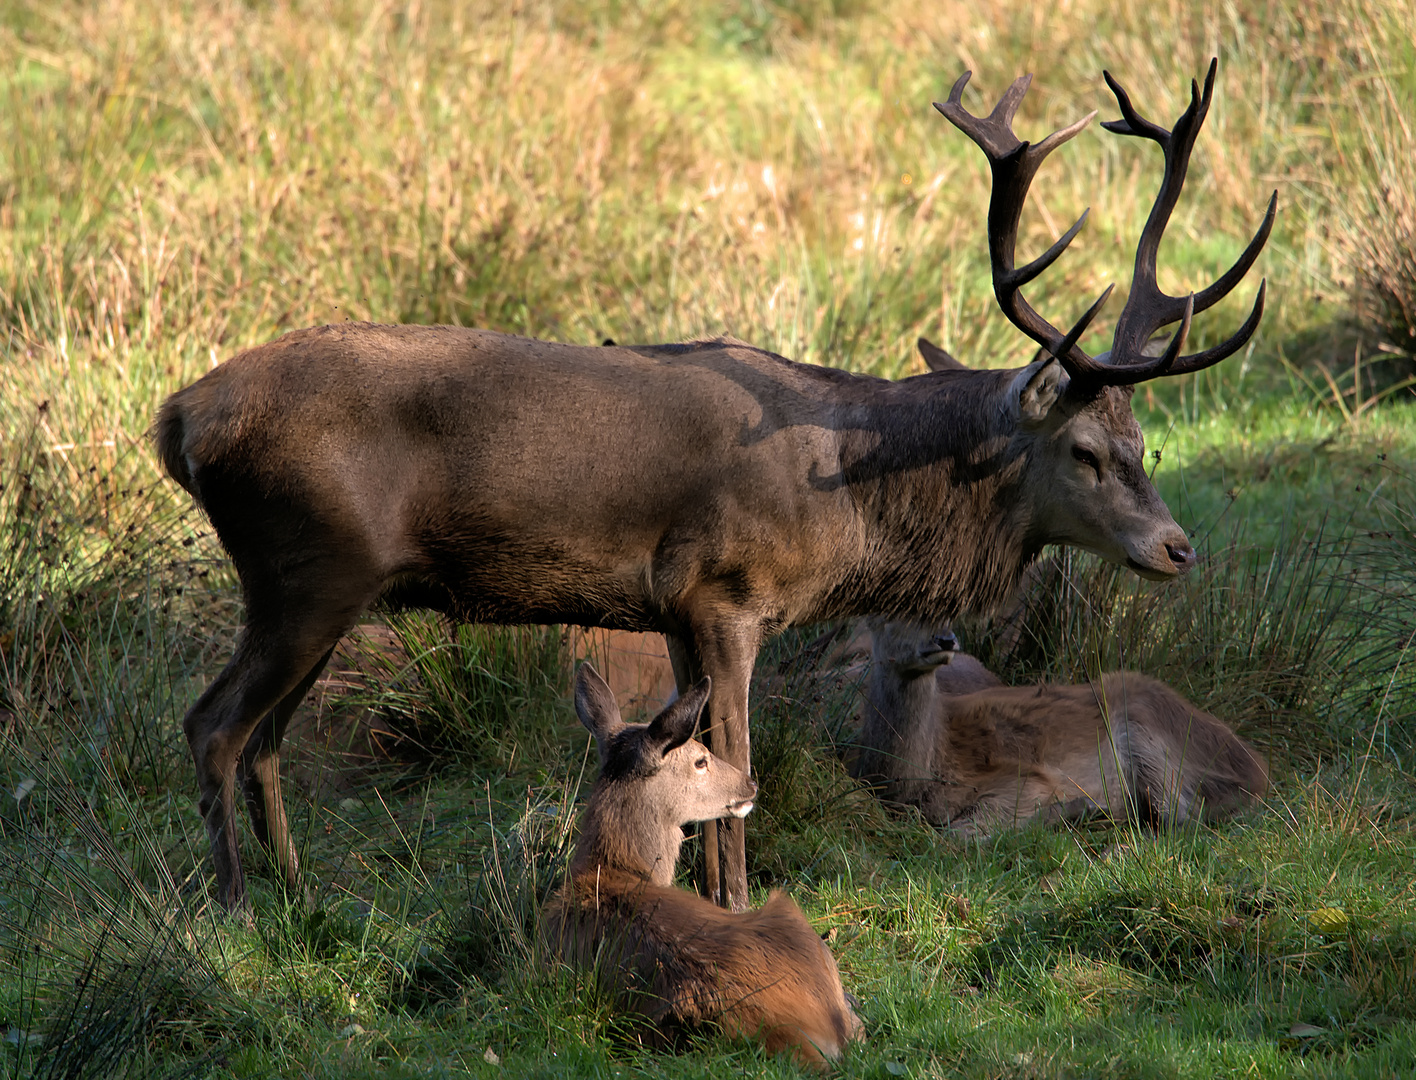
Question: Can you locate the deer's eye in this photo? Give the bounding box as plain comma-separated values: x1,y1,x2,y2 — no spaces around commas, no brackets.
694,756,709,770
1072,445,1101,477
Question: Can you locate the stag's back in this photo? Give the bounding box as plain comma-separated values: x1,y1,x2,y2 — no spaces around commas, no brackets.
155,322,875,629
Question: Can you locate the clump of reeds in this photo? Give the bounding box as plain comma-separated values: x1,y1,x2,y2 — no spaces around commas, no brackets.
1349,150,1416,376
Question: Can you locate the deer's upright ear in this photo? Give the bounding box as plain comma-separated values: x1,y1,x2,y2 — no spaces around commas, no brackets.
647,676,711,755
917,337,968,372
1009,357,1067,424
574,663,625,752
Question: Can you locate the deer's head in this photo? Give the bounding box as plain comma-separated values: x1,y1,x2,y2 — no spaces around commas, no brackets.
575,663,758,828
867,618,959,676
926,60,1275,579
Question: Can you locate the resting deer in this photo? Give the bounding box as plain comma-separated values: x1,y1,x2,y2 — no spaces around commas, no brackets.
855,622,1269,831
155,60,1274,910
541,664,863,1069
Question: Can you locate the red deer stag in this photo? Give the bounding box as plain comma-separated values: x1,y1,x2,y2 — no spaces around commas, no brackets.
154,60,1273,911
541,664,863,1069
855,622,1269,831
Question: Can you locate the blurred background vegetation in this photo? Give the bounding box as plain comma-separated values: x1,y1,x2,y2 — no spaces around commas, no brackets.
1,0,1415,1076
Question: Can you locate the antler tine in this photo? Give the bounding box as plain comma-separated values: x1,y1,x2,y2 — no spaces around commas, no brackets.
1023,286,1120,374
1092,59,1274,381
934,73,1098,373
1100,61,1214,368
1190,191,1277,315
1165,278,1267,376
1059,287,1197,387
1153,293,1194,371
943,71,1029,157
1052,284,1115,363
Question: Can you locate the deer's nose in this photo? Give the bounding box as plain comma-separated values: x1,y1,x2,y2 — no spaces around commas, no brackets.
1166,540,1197,571
933,631,958,653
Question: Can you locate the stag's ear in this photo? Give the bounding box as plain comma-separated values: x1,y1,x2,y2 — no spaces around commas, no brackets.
574,663,625,750
917,337,968,372
1010,358,1067,424
646,676,711,755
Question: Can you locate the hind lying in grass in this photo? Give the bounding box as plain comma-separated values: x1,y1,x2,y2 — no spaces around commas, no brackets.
854,622,1268,832
542,664,863,1069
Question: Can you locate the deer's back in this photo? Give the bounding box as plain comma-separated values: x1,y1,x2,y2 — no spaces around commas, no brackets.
157,323,869,628
542,870,860,1066
939,682,1111,767
1094,672,1269,812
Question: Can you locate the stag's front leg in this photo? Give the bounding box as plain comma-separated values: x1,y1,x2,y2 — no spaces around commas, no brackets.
667,621,757,912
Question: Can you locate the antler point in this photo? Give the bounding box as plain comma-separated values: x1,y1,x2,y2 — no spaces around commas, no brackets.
947,70,973,104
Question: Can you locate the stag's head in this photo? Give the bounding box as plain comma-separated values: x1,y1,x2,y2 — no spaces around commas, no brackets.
928,60,1275,579
1005,365,1190,579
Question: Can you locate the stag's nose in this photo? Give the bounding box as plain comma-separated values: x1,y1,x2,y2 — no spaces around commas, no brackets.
933,631,959,653
1166,539,1197,571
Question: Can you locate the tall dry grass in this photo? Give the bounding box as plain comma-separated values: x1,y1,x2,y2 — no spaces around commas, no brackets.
4,0,1398,427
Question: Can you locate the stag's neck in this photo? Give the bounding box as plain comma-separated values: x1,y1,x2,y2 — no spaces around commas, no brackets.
568,781,684,888
858,662,942,785
823,369,1040,623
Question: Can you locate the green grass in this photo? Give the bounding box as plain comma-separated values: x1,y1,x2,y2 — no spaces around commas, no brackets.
2,0,1415,1076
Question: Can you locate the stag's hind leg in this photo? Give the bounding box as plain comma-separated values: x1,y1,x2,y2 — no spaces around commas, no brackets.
185,591,372,911
237,644,337,898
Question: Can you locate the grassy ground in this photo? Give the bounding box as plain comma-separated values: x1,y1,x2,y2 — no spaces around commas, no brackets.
2,0,1415,1077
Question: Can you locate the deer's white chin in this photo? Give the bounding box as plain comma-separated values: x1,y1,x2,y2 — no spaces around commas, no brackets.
728,800,755,819
1125,554,1180,581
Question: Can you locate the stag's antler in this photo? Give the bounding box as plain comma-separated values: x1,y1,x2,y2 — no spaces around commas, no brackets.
936,61,1277,388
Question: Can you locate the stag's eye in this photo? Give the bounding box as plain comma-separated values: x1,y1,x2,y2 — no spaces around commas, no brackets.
694,756,709,770
1071,445,1101,477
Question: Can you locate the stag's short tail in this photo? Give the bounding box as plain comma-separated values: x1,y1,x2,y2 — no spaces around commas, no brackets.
152,397,200,503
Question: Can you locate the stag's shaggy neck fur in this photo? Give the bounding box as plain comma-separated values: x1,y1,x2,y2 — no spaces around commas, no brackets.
823,367,1095,623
